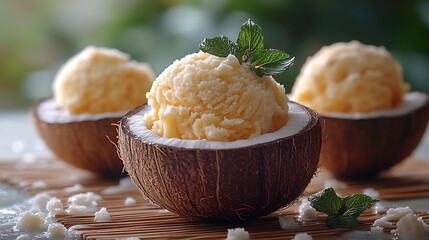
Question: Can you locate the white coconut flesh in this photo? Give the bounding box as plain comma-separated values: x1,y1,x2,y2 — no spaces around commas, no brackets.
37,98,127,123
126,101,311,150
321,92,427,119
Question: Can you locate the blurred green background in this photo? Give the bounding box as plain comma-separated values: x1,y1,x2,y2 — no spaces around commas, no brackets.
1,0,428,109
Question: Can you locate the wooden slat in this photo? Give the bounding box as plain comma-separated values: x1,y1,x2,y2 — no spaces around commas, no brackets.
1,156,429,239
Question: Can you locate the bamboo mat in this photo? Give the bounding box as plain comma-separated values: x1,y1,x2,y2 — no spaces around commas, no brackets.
1,156,429,239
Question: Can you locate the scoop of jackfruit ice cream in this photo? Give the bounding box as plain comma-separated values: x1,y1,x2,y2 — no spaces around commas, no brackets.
53,46,154,114
144,51,289,142
291,41,409,113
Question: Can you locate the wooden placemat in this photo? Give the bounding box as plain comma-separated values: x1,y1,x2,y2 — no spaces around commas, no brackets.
1,156,429,239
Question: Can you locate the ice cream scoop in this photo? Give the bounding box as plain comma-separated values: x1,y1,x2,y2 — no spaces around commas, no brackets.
291,41,428,179
33,46,154,177
291,41,409,114
54,46,154,114
144,51,289,141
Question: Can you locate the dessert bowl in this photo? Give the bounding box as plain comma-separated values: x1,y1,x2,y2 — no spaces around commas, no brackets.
31,46,154,178
118,101,321,221
290,41,428,179
32,98,126,177
319,92,429,179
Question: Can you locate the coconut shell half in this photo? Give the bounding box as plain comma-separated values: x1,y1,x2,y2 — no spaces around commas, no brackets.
32,98,125,178
118,101,321,222
320,92,429,179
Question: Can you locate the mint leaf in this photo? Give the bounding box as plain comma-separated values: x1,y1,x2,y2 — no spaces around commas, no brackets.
308,187,343,216
198,19,293,77
326,215,359,229
341,194,378,218
237,19,264,60
252,49,295,77
308,188,378,229
199,36,237,58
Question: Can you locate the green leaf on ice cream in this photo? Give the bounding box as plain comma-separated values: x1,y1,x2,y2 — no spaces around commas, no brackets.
199,36,238,58
199,19,294,77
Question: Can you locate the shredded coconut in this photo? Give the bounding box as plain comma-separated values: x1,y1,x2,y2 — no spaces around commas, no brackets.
66,205,92,215
363,188,380,199
373,217,394,228
64,183,84,193
279,215,299,229
124,197,136,205
94,207,112,222
394,213,429,239
14,211,46,231
46,198,64,216
102,178,138,195
384,206,413,221
31,193,51,212
298,199,318,220
66,192,101,214
47,223,67,238
369,226,385,236
292,232,313,240
323,179,347,189
226,228,250,240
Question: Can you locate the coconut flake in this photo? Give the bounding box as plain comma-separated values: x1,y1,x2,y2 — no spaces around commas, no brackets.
292,232,313,240
369,226,385,236
47,223,67,238
279,215,299,229
373,217,394,228
68,192,101,207
394,213,429,239
94,207,112,222
66,192,101,214
298,199,318,220
37,98,127,123
363,188,380,199
64,183,84,193
323,179,347,190
128,102,310,150
14,211,47,231
384,206,414,221
102,177,138,195
46,198,64,216
226,228,250,240
31,193,51,211
67,224,87,238
124,197,136,205
373,206,416,229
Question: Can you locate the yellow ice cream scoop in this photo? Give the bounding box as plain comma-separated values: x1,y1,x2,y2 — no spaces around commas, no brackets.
144,51,289,142
291,41,409,113
53,46,154,114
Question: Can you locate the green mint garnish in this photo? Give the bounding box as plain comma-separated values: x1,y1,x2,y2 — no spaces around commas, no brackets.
308,188,378,229
199,19,294,77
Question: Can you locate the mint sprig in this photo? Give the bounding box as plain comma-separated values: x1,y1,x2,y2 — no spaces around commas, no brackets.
308,188,378,229
199,19,294,77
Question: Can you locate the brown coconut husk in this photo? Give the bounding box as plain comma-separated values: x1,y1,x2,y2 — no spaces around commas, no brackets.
118,102,321,222
319,92,429,179
32,98,125,178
